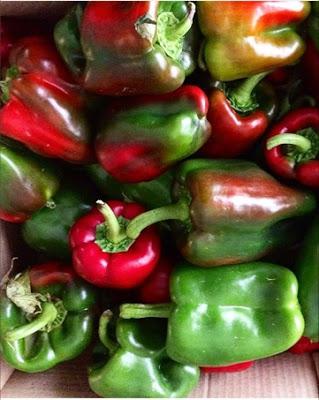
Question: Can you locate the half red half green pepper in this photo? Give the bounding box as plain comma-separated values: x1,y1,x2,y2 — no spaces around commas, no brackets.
265,107,319,189
0,36,93,164
197,1,310,81
124,159,316,267
0,144,60,223
290,214,319,353
0,262,96,372
55,1,197,95
200,73,277,158
69,200,161,288
95,85,211,182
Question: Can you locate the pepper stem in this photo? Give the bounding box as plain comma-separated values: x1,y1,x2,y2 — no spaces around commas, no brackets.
126,199,189,240
267,133,312,153
98,310,118,354
229,72,269,112
96,200,126,244
5,302,58,341
166,2,195,39
120,303,172,319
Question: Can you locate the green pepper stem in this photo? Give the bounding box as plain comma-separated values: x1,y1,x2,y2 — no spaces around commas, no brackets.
267,133,312,153
120,303,172,319
166,2,195,39
98,310,118,354
5,302,58,341
96,200,126,244
229,72,269,111
126,199,189,240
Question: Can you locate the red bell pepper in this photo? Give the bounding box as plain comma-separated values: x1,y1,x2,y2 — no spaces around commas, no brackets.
135,255,173,304
265,108,319,190
69,200,161,289
200,73,275,158
0,37,93,164
289,336,319,354
201,361,254,374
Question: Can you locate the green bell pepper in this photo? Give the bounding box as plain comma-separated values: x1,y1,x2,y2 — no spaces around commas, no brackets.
88,310,199,398
0,262,96,372
22,183,94,259
87,164,173,209
120,262,304,366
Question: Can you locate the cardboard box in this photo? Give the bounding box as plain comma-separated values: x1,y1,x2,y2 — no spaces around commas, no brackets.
0,2,318,398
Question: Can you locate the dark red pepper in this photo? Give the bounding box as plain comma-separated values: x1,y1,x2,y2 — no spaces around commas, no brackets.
135,255,173,304
200,73,273,158
69,200,161,289
265,107,319,190
0,37,93,164
201,361,254,374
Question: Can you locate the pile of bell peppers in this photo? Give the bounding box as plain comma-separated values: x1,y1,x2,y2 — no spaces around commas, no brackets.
0,1,318,398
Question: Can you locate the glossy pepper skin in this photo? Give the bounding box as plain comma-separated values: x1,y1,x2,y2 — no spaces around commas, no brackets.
22,184,94,259
89,311,199,398
0,36,92,164
126,159,316,267
265,108,319,190
0,144,60,223
0,262,96,372
198,1,310,81
69,200,161,288
55,1,197,96
96,85,211,183
200,75,277,158
290,215,319,353
87,165,173,210
120,262,304,366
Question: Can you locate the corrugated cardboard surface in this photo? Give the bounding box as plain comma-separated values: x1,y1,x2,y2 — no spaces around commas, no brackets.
0,1,319,397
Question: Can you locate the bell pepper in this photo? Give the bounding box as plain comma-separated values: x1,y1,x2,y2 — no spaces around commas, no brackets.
87,165,173,210
9,36,74,81
290,214,319,353
88,310,199,398
197,1,310,82
120,261,305,366
202,361,254,374
265,108,319,190
95,85,211,183
69,200,161,288
22,183,94,259
124,159,316,267
0,144,60,223
0,36,93,164
200,73,277,158
0,262,96,372
136,255,173,304
55,1,197,95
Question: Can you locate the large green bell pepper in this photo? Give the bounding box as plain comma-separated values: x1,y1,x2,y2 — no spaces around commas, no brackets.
0,262,96,372
22,183,94,259
290,214,319,353
126,159,316,267
88,310,199,398
120,262,304,366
